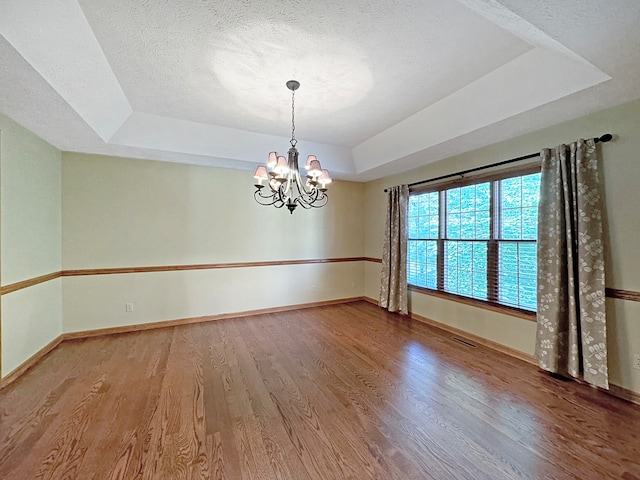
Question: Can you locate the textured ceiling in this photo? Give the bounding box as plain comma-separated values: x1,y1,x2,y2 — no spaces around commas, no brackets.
0,0,639,181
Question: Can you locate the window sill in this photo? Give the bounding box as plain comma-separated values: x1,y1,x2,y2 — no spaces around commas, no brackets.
408,284,537,322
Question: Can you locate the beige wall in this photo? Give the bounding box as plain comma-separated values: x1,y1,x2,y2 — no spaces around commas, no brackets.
364,98,640,395
61,153,365,332
0,113,62,376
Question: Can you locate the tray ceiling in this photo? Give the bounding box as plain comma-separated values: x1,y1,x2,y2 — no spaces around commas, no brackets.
1,0,639,181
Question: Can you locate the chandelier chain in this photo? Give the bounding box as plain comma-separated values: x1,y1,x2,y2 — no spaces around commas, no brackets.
290,88,297,147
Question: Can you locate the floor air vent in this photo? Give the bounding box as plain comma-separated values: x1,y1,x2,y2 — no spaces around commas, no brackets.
451,336,477,348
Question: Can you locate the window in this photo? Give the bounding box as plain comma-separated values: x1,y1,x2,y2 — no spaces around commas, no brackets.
408,169,541,312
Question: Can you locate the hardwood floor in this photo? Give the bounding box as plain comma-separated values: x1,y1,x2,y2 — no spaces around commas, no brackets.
1,301,639,479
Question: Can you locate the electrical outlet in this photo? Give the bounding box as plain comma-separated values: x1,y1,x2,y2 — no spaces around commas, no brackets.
125,302,134,313
634,354,640,370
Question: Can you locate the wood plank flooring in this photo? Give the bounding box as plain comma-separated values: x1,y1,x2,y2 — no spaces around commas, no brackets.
1,301,639,479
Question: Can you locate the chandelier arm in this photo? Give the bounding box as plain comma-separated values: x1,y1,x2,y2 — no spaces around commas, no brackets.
292,177,320,205
294,200,313,209
254,188,285,207
308,194,328,208
292,190,328,209
254,191,277,206
294,189,323,208
292,189,318,209
297,189,316,205
293,169,315,196
275,185,286,207
295,190,317,206
254,188,273,200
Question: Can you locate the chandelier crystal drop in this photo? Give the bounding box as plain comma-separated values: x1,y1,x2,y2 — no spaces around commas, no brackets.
253,80,331,214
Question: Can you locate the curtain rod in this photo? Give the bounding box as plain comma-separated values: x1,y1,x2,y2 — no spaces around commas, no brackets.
384,133,613,192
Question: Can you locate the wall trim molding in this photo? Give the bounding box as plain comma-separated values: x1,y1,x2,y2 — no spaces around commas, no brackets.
0,296,366,389
363,296,535,363
608,384,640,406
0,335,64,390
410,310,537,365
62,296,366,340
5,261,640,306
363,257,382,263
606,287,640,302
61,257,367,277
0,257,371,295
362,296,379,306
0,271,62,295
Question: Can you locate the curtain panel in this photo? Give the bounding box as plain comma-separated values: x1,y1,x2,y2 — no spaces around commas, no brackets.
379,185,409,315
535,139,608,389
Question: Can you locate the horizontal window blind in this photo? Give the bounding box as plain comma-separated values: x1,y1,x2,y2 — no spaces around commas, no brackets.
407,169,541,313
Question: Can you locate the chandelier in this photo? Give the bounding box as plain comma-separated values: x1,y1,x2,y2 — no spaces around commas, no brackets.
253,80,332,214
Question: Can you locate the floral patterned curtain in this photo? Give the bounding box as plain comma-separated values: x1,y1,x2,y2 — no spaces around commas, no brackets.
379,185,409,314
536,139,608,389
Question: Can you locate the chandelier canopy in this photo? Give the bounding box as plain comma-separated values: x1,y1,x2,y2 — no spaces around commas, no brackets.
253,80,331,214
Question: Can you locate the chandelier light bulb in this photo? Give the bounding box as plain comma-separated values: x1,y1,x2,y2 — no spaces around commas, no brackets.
319,169,332,187
267,151,278,169
308,159,322,177
274,156,289,175
253,165,268,185
305,155,317,170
